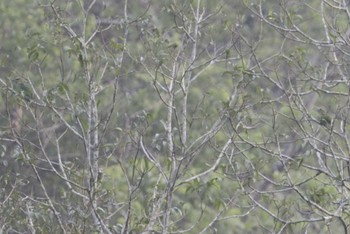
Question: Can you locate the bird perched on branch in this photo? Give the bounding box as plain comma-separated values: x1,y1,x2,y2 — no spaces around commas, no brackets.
317,108,331,127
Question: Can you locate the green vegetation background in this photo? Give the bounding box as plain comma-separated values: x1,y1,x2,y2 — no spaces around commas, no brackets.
0,0,349,233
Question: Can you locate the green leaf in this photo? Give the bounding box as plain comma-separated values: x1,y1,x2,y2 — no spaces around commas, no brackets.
57,82,69,95
110,41,124,51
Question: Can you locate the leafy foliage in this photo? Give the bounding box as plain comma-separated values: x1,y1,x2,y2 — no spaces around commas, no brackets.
1,0,350,233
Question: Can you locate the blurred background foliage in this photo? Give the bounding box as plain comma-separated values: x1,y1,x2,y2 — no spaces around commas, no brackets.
1,0,350,233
